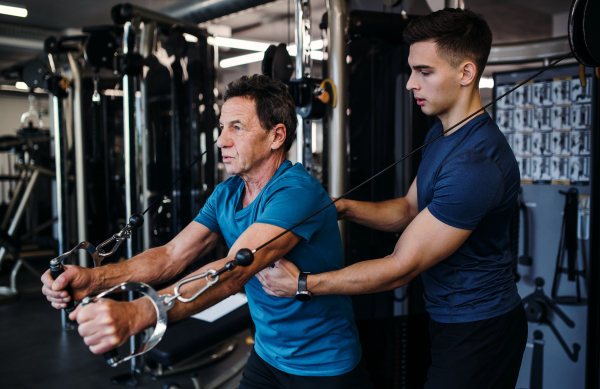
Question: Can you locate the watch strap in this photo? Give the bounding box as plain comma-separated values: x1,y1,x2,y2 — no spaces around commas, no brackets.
298,272,310,292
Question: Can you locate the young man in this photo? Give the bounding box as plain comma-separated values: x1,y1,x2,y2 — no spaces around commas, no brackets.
257,9,527,389
42,75,372,388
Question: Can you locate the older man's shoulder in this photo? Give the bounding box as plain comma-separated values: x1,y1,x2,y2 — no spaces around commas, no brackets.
273,162,325,192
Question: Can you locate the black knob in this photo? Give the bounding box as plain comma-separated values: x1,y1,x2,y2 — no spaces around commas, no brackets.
128,214,144,228
534,277,545,287
525,300,547,324
533,330,544,340
235,249,254,267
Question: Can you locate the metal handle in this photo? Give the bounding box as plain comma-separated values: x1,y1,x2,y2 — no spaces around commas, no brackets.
82,282,171,367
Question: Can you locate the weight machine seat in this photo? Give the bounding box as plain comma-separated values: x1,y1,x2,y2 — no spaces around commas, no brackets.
146,303,253,367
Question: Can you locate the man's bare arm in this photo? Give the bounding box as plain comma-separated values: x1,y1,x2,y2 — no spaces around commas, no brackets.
96,222,220,291
74,222,302,354
336,177,419,233
258,207,471,297
43,222,220,307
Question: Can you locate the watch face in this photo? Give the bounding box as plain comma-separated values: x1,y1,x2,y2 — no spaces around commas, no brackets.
295,292,312,302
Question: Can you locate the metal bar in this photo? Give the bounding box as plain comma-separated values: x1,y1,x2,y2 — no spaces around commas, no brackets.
122,20,143,375
50,94,71,329
295,0,311,168
162,0,278,25
444,0,465,9
585,69,600,389
7,170,40,237
295,0,311,79
68,52,89,268
0,170,40,263
326,0,348,262
123,22,134,260
296,114,304,165
52,96,64,256
488,37,572,65
112,3,204,35
139,22,155,251
1,170,27,230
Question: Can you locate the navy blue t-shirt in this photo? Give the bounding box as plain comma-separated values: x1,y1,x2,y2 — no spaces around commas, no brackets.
194,160,362,376
417,112,521,323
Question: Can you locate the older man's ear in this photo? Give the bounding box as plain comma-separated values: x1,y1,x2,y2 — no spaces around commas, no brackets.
271,124,287,151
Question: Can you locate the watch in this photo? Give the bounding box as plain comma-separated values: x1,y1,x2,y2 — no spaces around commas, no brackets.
295,272,313,302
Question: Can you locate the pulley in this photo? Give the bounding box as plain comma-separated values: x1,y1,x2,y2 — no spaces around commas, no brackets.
568,0,600,68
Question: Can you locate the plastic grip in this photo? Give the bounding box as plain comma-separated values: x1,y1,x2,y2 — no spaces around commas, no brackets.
50,264,75,312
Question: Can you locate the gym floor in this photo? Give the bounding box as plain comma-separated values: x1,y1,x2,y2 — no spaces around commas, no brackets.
0,258,252,389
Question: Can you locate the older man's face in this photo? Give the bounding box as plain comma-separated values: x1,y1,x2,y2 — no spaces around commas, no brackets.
217,96,275,177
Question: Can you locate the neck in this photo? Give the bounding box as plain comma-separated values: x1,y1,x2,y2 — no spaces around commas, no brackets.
439,87,484,136
241,152,286,205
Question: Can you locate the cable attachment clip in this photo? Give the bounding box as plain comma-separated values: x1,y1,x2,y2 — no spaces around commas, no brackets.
92,74,101,103
167,248,255,304
96,214,144,258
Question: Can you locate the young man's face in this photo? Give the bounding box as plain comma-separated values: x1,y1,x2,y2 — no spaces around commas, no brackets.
406,40,463,117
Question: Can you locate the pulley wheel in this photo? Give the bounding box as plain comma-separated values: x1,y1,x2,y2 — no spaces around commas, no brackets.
569,0,600,67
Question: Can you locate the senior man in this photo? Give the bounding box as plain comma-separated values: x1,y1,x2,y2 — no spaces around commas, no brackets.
42,74,372,389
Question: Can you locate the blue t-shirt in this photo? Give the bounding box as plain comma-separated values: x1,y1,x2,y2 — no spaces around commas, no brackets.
194,160,362,376
417,112,522,323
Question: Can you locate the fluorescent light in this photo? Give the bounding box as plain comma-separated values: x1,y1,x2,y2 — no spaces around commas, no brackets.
15,81,28,90
0,4,27,17
219,50,323,68
220,52,265,68
207,36,323,53
183,33,198,43
310,51,323,61
479,77,494,89
217,39,325,68
210,36,271,51
287,40,323,53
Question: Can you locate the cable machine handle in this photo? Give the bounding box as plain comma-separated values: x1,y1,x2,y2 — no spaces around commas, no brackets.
49,262,75,313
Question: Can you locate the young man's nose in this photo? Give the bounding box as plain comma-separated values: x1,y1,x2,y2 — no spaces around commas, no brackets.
406,72,419,91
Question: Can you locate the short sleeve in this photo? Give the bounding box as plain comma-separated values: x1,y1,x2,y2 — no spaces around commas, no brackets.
194,188,222,235
255,178,326,242
428,151,504,230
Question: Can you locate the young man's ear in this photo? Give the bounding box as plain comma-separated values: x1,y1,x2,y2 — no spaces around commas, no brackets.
271,124,287,151
460,61,478,87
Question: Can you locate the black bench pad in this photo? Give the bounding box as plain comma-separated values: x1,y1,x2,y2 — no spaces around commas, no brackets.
147,304,253,367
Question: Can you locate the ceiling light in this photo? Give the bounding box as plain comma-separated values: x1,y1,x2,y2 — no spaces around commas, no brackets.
219,50,323,68
286,40,323,54
209,36,272,51
183,33,198,43
0,4,27,18
15,81,28,90
220,52,266,68
479,77,494,89
217,39,325,68
207,37,323,53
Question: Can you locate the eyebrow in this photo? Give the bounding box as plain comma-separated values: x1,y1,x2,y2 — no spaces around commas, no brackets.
412,65,433,70
219,119,244,127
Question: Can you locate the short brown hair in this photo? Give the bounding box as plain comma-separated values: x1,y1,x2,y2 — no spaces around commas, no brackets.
403,8,492,81
223,74,297,152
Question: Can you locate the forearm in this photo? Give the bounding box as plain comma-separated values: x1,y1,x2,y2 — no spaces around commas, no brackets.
131,255,246,331
308,255,416,296
93,246,186,294
93,228,220,294
341,198,416,233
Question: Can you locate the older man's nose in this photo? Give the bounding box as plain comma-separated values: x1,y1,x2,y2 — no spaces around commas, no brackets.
216,130,230,149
